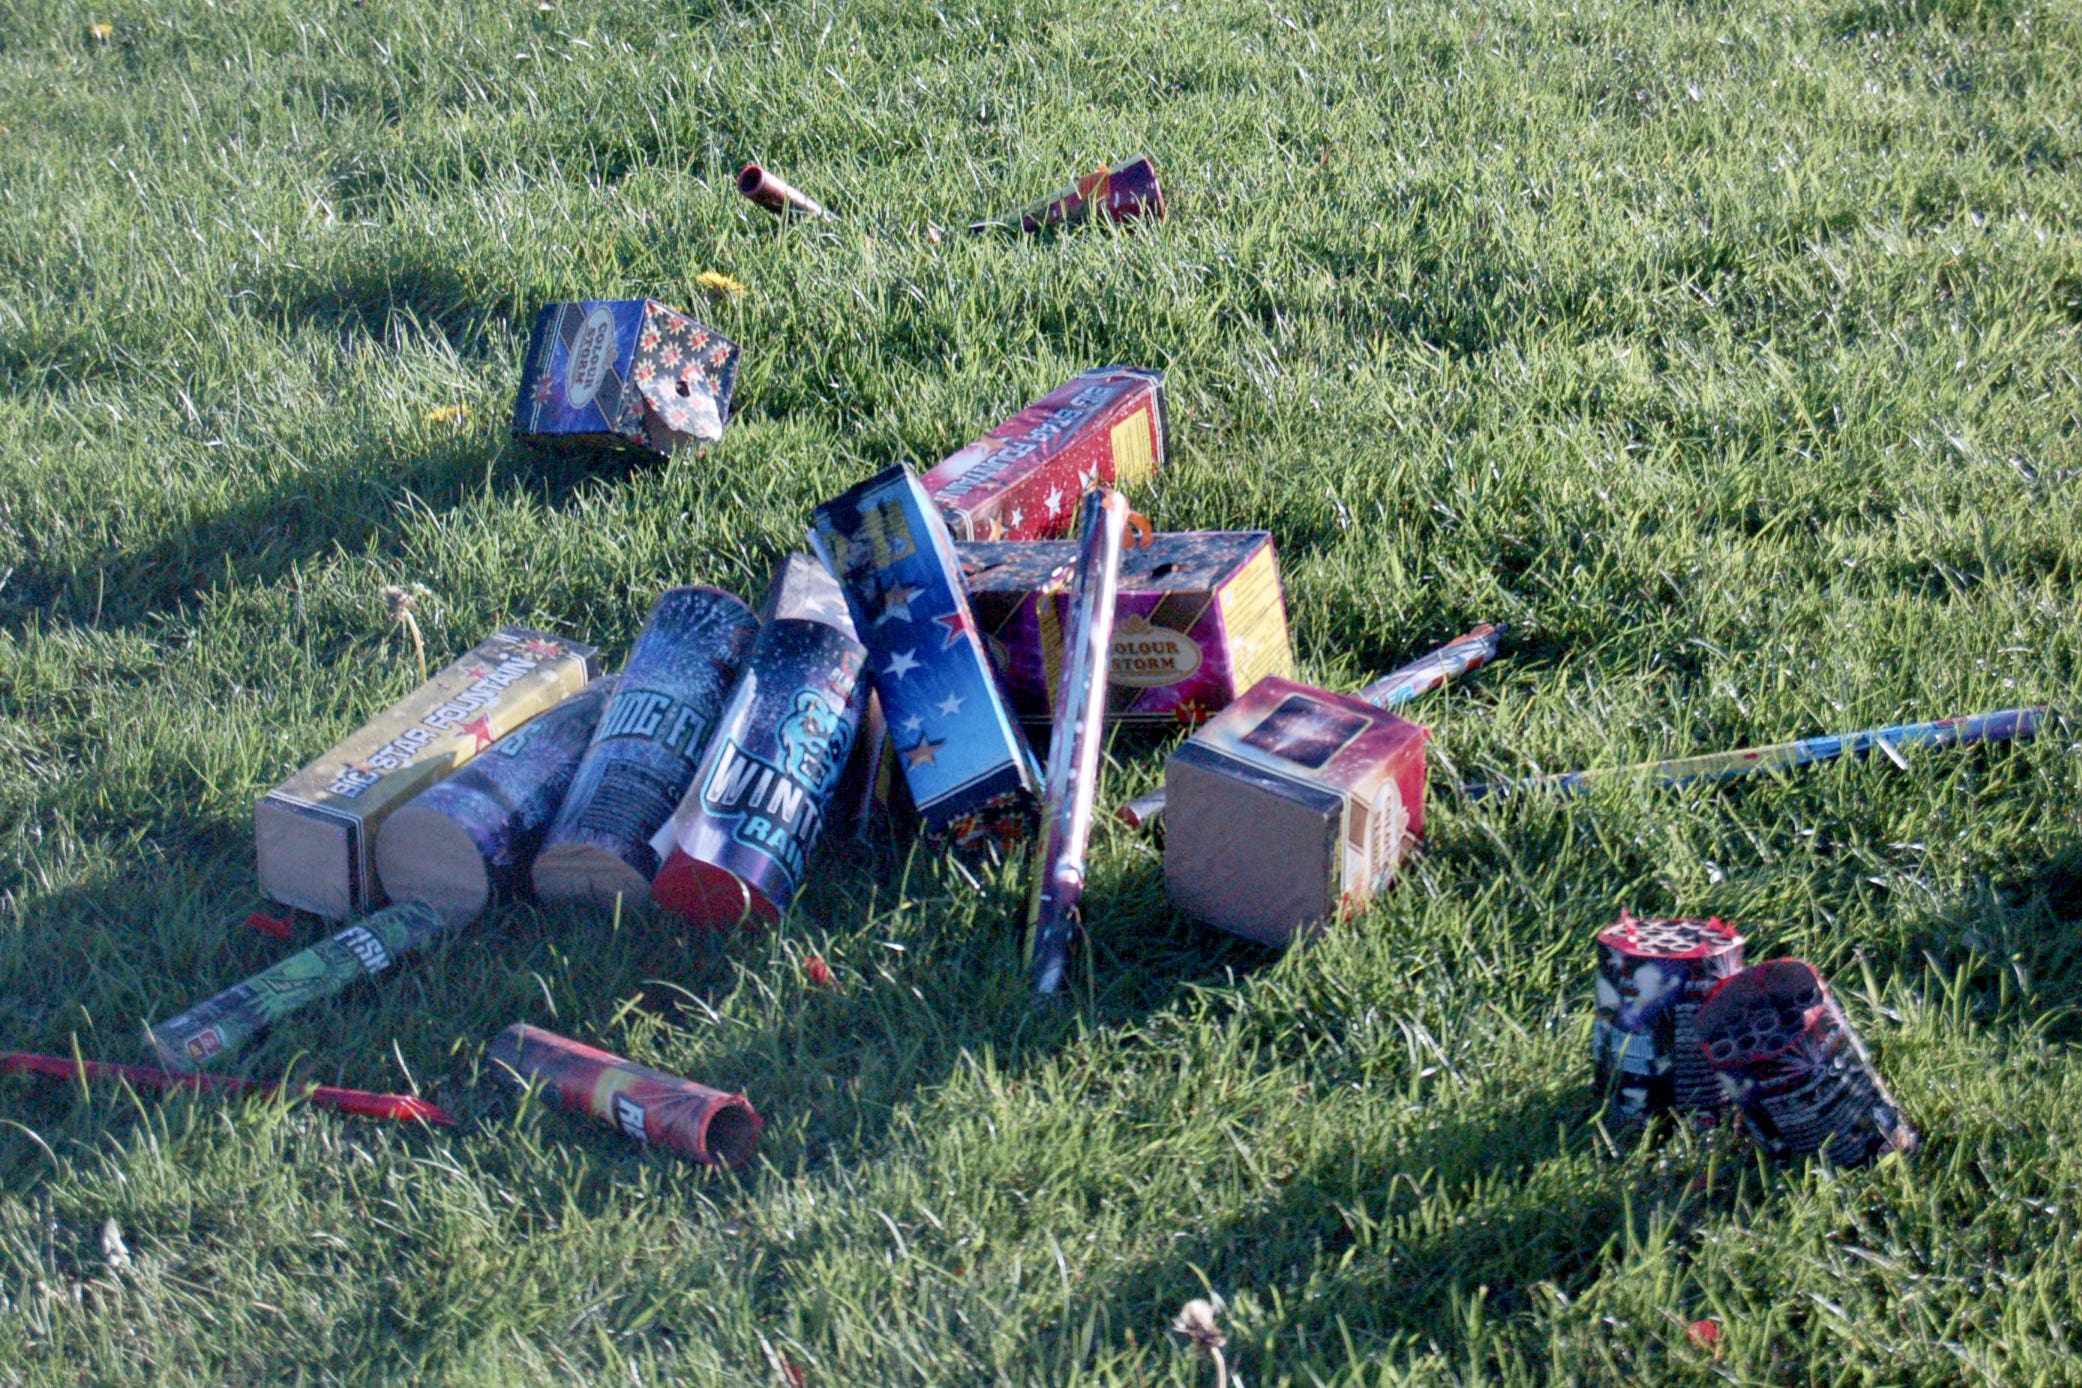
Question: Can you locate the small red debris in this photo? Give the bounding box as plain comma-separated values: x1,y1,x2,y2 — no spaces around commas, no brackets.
779,1356,807,1387
1687,1318,1722,1351
804,956,834,988
245,911,294,940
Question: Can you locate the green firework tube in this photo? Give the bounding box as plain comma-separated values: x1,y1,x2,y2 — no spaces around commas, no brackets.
148,900,452,1070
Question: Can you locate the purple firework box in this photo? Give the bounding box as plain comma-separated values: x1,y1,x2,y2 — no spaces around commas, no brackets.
809,465,1040,849
959,531,1294,730
513,299,742,455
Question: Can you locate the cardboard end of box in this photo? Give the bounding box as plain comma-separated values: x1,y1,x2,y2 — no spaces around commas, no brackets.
254,798,362,919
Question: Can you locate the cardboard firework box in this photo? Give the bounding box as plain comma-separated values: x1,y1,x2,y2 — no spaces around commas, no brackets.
809,465,1041,848
919,366,1167,541
960,530,1293,730
256,629,599,919
1164,676,1428,947
513,299,742,455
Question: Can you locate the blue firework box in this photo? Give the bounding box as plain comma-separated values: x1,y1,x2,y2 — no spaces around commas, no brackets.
513,299,742,455
810,465,1041,848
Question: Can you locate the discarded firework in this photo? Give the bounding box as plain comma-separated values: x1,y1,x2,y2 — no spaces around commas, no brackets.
149,899,461,1070
488,1023,762,1167
736,163,829,218
1,1051,456,1125
922,365,1167,542
810,464,1040,849
1030,490,1134,997
1592,913,1747,1124
1465,704,2048,800
1164,676,1428,946
970,153,1165,234
534,587,759,908
1697,958,1918,1166
1118,624,1501,831
513,299,742,454
255,627,598,919
376,678,618,924
652,555,868,928
962,530,1293,731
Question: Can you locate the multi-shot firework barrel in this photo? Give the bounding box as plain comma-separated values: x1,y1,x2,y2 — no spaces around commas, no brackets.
737,164,829,219
533,587,758,908
1591,913,1747,1124
1697,958,1918,1167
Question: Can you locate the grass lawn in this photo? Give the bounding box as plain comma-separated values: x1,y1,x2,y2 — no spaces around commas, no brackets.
3,0,2081,1379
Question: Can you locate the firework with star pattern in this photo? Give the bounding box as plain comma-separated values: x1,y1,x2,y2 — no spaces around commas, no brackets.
920,366,1167,541
256,628,599,919
810,465,1040,848
513,299,741,456
651,556,868,928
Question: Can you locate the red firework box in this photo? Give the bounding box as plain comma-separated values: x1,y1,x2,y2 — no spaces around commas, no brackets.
1164,676,1428,947
958,531,1294,730
919,366,1167,541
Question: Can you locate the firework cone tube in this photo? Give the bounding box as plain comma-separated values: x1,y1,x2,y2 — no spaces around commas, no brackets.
148,899,458,1070
971,153,1165,234
1592,913,1746,1124
1118,624,1503,830
2,1051,455,1125
534,587,759,908
1465,704,2048,800
1029,490,1132,995
652,556,868,928
488,1023,762,1167
737,163,829,218
1697,958,1919,1166
376,678,616,922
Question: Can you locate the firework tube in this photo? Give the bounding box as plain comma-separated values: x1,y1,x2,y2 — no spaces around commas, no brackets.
376,678,616,923
488,1023,762,1167
148,899,458,1070
1698,958,1918,1166
1466,704,2049,800
971,153,1166,234
1117,623,1504,830
651,556,868,928
737,163,829,218
534,587,759,908
1030,489,1132,996
1592,913,1746,1124
2,1050,455,1125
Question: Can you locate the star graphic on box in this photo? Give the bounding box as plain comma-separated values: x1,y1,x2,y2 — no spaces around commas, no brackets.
1044,486,1065,515
903,737,943,768
935,610,973,649
462,666,492,681
460,715,498,751
901,713,924,735
884,649,921,680
936,692,966,716
521,638,567,659
875,584,921,626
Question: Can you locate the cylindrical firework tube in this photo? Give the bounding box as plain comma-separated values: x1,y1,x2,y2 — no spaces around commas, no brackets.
376,678,616,923
737,163,829,218
149,899,455,1070
1697,958,1919,1166
1592,913,1746,1124
1030,489,1131,996
534,587,759,908
488,1023,762,1167
652,560,868,928
2,1050,455,1125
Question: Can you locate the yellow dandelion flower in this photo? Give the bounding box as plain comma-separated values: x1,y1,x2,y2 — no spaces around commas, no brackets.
696,270,748,301
89,21,113,39
424,403,472,425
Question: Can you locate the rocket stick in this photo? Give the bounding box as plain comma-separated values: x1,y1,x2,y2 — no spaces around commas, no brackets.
1,1050,455,1125
1030,489,1133,996
1464,704,2049,800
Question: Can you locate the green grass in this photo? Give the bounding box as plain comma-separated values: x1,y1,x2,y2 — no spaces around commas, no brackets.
2,0,2080,1379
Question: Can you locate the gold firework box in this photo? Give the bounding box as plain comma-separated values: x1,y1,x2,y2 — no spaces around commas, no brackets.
959,530,1292,730
920,366,1167,541
1164,676,1428,947
256,628,599,919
